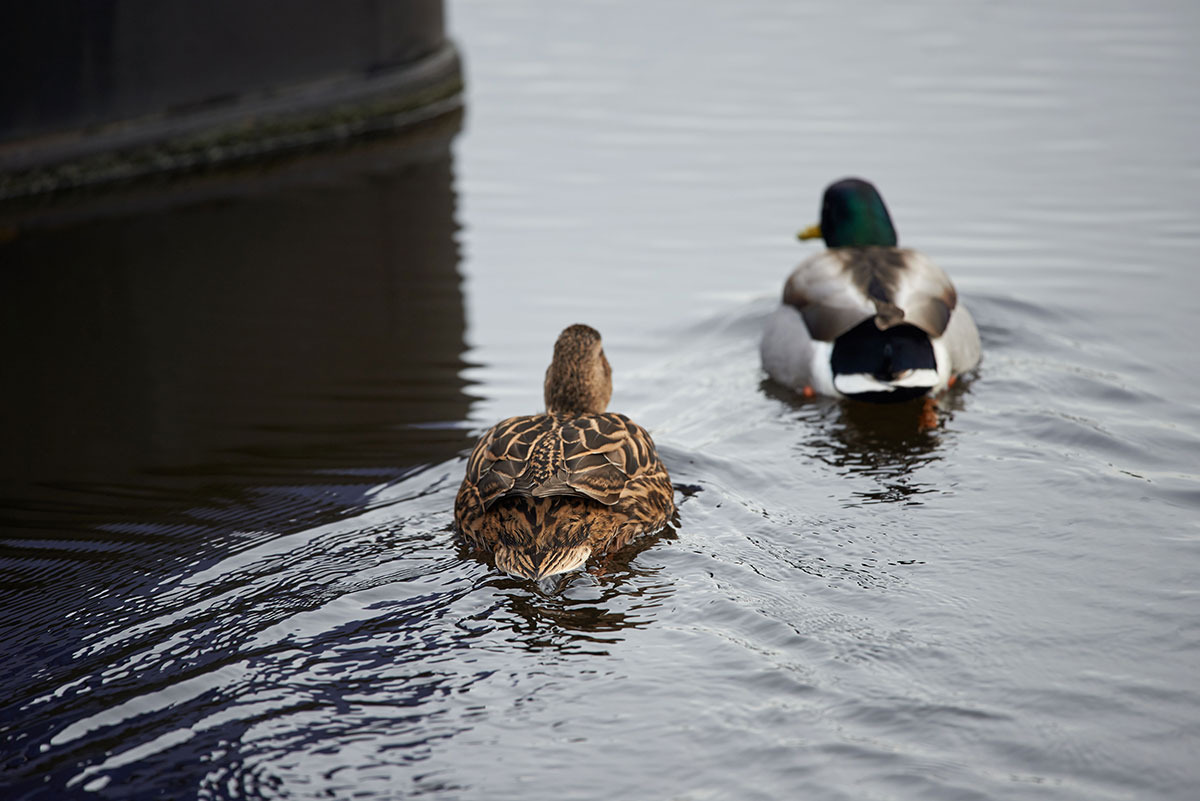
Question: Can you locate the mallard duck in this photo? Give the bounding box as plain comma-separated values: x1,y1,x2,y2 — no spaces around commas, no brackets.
454,324,675,580
761,178,981,402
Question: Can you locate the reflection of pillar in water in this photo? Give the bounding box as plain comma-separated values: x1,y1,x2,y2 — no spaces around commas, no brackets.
0,0,469,494
0,127,469,491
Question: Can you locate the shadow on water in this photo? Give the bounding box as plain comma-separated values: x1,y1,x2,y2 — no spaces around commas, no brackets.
0,119,479,797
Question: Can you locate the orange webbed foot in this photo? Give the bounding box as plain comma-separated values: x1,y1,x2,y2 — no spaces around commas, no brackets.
918,397,939,431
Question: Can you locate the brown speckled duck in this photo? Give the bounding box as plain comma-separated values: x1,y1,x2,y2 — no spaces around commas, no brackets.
454,324,675,580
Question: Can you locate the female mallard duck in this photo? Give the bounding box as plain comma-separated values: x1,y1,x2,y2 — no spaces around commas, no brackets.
454,324,675,580
761,178,981,402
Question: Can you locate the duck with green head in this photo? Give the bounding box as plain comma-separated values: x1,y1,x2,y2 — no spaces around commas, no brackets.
761,178,981,402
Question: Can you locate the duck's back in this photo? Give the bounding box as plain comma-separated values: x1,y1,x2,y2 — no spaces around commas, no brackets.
454,412,673,579
464,412,660,505
784,247,958,342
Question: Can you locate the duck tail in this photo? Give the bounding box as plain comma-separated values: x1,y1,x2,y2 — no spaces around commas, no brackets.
494,543,592,581
831,320,939,403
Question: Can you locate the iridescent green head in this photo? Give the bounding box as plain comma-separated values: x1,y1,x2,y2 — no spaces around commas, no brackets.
798,178,898,248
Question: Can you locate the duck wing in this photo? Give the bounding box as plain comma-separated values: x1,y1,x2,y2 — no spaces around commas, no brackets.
465,412,659,509
783,248,957,341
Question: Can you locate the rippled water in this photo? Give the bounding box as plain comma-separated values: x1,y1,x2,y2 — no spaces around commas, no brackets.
3,0,1200,798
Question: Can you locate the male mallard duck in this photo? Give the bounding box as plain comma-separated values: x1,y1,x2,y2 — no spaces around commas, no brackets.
761,178,981,402
454,324,675,580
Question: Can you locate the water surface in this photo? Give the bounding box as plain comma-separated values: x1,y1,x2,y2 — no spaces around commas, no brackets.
3,1,1200,798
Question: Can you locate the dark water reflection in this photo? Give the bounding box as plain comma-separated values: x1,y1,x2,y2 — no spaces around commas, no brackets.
0,124,480,796
1,134,468,498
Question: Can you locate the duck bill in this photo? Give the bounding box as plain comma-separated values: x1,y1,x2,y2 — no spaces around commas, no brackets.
797,223,822,241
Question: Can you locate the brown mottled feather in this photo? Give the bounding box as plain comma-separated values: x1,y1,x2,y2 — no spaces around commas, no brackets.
454,414,674,580
783,247,957,342
454,325,674,581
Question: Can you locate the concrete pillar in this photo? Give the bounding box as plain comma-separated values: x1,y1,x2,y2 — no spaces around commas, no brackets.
0,0,463,201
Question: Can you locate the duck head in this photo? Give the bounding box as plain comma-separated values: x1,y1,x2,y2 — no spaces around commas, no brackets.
799,177,898,248
544,324,613,416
